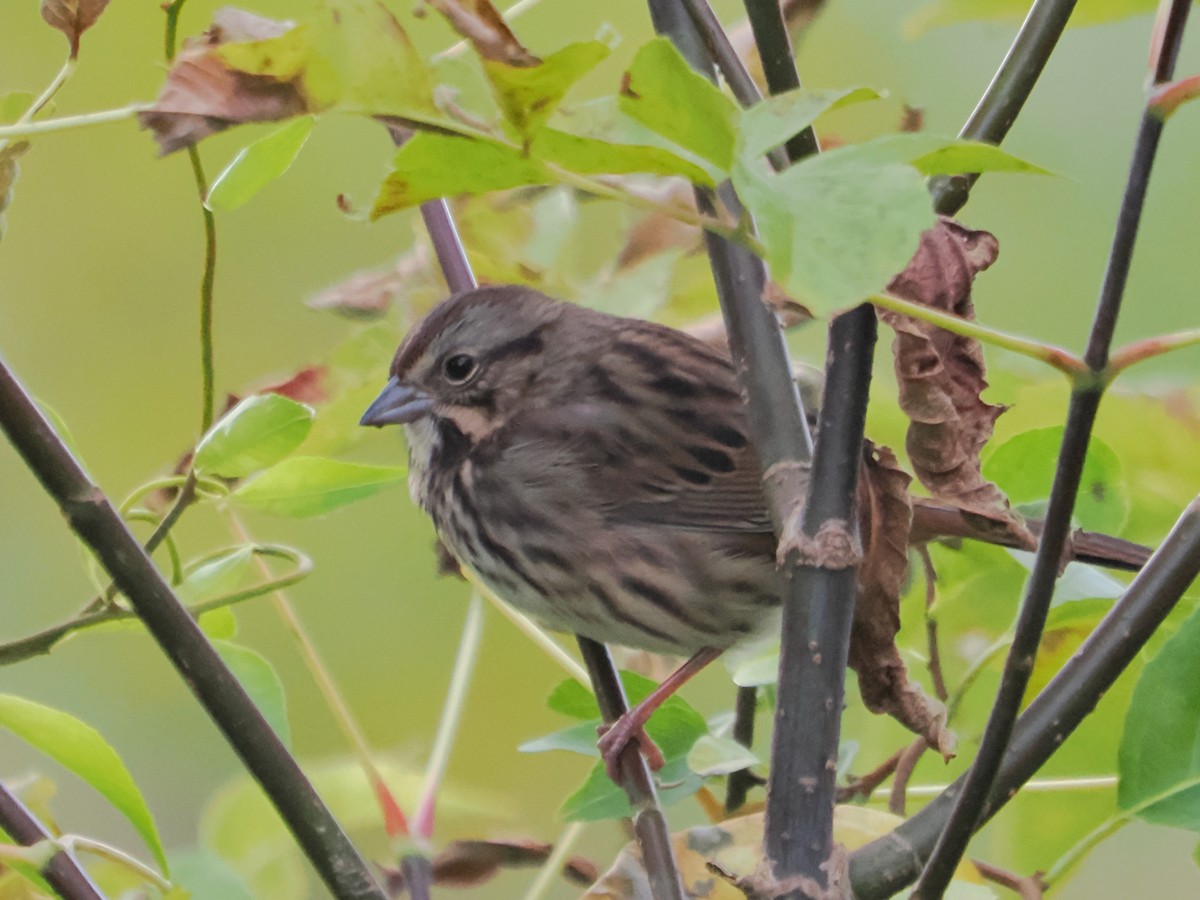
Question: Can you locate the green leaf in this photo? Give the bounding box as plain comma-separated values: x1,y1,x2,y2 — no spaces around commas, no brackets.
561,754,702,822
822,133,1048,177
1,91,35,124
484,41,609,139
1119,603,1200,830
194,394,315,479
533,128,714,185
230,457,406,517
0,694,168,874
373,132,549,218
171,850,256,900
215,1,443,123
547,677,602,719
687,734,759,777
212,641,291,748
518,721,600,756
206,117,315,212
200,606,239,640
619,38,738,171
738,86,881,161
983,427,1129,534
734,153,934,310
176,547,256,606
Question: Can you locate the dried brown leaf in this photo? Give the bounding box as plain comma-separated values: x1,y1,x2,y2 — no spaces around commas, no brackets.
137,10,307,155
259,366,330,405
386,839,596,891
849,442,955,758
881,217,1033,546
40,0,111,58
428,0,539,66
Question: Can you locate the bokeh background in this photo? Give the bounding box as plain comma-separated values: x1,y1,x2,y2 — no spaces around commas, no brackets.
2,1,1199,897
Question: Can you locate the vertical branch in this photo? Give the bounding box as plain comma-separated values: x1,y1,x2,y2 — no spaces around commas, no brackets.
743,0,820,159
724,684,759,812
912,2,1192,894
577,638,688,900
764,305,877,893
0,782,104,900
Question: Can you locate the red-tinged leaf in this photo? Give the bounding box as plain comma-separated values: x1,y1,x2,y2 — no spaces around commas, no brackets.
881,217,1033,546
40,0,111,58
307,265,411,319
850,442,955,757
428,0,539,66
1150,74,1200,120
259,366,330,405
423,839,596,888
138,10,307,155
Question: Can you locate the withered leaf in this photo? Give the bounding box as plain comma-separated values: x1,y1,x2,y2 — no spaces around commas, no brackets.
849,441,955,757
138,9,306,155
881,217,1034,547
40,0,111,58
428,0,539,66
259,366,330,405
385,839,596,891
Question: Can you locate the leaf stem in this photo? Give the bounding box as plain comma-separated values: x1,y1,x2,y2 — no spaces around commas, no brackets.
224,511,410,839
413,592,485,843
0,105,149,141
869,292,1088,378
1041,774,1200,887
1105,327,1200,379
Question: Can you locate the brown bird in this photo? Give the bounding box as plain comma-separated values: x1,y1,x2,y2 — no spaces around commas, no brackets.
361,284,1148,773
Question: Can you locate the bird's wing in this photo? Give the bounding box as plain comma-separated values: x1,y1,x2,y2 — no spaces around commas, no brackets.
496,320,775,533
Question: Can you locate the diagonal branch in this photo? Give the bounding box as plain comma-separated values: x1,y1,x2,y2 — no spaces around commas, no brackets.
0,355,386,900
0,781,104,900
850,494,1200,897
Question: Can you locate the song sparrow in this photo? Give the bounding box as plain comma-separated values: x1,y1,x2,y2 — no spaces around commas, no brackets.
362,284,782,658
361,284,1148,773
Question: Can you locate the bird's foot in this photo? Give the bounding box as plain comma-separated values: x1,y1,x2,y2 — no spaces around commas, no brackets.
598,715,665,782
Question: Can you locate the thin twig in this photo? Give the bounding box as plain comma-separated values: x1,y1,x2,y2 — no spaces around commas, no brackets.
850,495,1200,897
920,546,948,702
912,5,1192,893
837,746,904,803
577,636,688,900
724,684,759,812
888,738,927,817
972,859,1046,900
742,0,819,160
931,0,1081,215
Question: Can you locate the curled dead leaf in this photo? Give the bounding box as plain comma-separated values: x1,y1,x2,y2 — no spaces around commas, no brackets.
428,0,539,66
881,217,1033,548
384,838,596,891
849,441,956,757
40,0,111,58
138,9,307,155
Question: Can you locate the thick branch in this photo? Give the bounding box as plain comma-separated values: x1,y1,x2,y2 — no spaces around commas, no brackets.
0,356,385,900
0,782,104,900
765,305,877,894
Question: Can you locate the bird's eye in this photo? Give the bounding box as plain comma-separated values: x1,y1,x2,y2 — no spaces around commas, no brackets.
442,353,478,384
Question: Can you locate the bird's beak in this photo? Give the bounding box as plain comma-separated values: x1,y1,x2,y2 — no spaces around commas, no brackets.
360,376,434,427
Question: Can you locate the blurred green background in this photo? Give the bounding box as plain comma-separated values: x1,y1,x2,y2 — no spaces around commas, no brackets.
2,1,1199,897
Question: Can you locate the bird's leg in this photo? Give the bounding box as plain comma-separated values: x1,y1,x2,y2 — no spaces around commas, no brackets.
598,645,723,781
